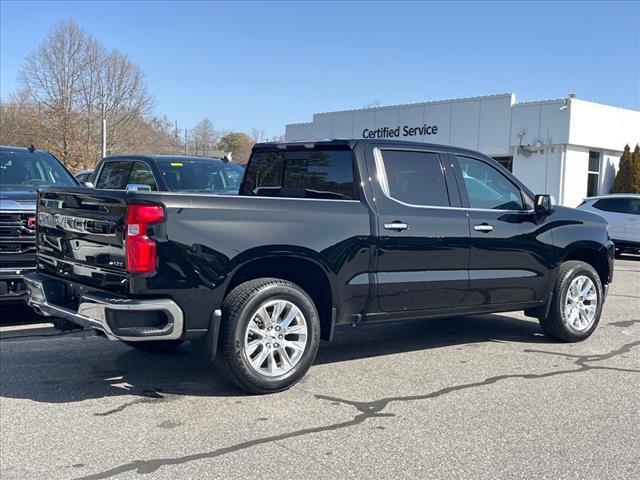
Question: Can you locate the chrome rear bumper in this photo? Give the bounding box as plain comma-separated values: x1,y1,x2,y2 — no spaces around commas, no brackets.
24,273,183,342
0,267,36,302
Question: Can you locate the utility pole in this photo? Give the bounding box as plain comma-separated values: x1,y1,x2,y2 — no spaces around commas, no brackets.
174,120,179,153
101,92,107,158
184,129,188,155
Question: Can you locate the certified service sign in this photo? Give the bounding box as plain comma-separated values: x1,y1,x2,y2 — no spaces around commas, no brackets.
362,124,438,139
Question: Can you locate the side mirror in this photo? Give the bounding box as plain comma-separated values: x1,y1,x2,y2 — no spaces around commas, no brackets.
534,194,555,214
82,181,94,188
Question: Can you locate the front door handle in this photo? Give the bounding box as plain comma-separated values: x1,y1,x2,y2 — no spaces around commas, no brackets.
384,221,409,232
473,223,494,233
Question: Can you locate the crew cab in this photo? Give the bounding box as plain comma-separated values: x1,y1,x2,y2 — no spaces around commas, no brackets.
89,154,244,194
24,140,614,393
0,145,77,302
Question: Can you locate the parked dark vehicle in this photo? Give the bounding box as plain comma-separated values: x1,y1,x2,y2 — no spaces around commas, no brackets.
0,145,77,302
90,154,244,194
24,140,614,393
74,169,94,185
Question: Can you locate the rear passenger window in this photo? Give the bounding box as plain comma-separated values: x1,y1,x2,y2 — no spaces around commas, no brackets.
377,150,449,207
128,162,157,191
242,150,358,200
95,162,132,189
594,198,628,214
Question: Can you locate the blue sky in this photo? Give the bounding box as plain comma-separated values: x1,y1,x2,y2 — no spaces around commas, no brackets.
1,1,638,137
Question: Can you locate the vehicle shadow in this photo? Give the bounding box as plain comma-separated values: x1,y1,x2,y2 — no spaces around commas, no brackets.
0,313,553,405
0,303,45,326
316,313,551,366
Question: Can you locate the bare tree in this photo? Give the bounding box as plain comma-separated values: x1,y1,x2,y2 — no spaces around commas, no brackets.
6,20,268,170
269,133,285,142
100,50,154,155
249,128,266,143
14,21,156,168
190,118,217,156
19,21,94,166
78,37,105,162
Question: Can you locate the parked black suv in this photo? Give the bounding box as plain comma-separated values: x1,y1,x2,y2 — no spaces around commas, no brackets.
0,146,77,302
25,140,614,392
90,154,244,194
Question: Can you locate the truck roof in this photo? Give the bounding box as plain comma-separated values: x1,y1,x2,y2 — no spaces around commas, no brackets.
100,154,226,162
1,145,41,153
253,138,495,158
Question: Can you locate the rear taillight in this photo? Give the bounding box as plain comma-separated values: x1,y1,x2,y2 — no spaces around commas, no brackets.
125,204,164,274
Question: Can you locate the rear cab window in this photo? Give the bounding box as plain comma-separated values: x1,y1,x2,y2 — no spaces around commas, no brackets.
128,161,158,191
95,161,133,189
242,149,358,200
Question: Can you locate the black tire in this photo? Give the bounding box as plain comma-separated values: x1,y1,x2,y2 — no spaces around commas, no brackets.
539,260,603,342
215,278,320,394
122,340,183,353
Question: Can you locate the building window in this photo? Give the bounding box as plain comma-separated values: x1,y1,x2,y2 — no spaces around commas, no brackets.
587,151,601,197
492,156,513,172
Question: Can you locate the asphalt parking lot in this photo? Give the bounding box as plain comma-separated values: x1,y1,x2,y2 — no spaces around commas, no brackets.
1,257,639,480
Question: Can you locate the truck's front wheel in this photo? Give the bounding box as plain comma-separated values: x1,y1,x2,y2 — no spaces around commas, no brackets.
539,260,603,342
216,278,320,394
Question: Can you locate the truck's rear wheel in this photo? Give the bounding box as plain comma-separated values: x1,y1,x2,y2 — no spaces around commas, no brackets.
539,261,603,342
122,340,183,353
216,278,320,394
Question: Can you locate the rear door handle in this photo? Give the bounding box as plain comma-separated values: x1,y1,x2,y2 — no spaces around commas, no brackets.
384,221,409,232
473,223,494,233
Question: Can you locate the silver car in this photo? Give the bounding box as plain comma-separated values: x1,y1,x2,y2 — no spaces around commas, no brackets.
577,194,640,254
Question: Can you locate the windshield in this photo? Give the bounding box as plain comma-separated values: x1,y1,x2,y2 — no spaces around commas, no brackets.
0,150,76,191
157,158,245,194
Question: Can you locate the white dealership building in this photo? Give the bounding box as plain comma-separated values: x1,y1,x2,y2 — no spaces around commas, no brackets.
285,93,639,207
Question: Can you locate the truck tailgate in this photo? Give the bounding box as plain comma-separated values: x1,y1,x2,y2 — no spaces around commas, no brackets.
36,187,129,294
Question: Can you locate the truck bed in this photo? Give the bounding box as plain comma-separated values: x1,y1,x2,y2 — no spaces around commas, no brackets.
34,187,373,335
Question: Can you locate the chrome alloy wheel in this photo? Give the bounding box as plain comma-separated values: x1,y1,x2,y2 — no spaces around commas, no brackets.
243,299,308,377
564,275,598,333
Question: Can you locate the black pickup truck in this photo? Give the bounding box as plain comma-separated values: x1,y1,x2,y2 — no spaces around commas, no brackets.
0,145,77,302
24,139,614,393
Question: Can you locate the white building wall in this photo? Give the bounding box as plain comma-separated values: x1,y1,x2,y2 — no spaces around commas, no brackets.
285,122,313,140
286,94,515,156
509,100,570,148
512,148,563,198
423,102,450,144
450,99,480,150
285,93,639,207
478,95,514,155
562,146,591,207
568,99,640,151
